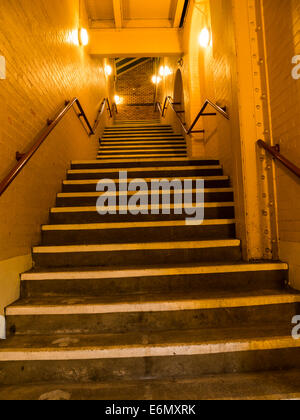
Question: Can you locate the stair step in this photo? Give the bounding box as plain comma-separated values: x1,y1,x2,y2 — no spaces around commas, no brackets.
66,166,223,180
97,154,188,159
111,124,164,126
1,326,300,385
102,135,184,139
1,345,300,387
101,140,186,145
103,129,174,134
49,203,235,224
99,144,187,150
105,125,172,128
19,262,288,298
7,289,297,335
110,126,166,129
0,326,298,362
56,188,234,207
21,262,289,280
97,150,187,156
96,154,188,160
103,130,181,134
1,370,300,400
62,176,231,193
41,219,236,245
71,158,220,169
7,288,298,316
32,239,241,268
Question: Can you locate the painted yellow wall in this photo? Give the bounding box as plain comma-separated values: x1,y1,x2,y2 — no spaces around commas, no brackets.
262,0,300,289
160,0,249,257
159,0,283,262
0,0,113,314
90,28,182,57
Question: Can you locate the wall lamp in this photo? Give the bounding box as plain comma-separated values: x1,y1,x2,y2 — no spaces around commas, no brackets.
114,95,123,105
159,66,172,77
105,65,113,77
198,27,211,48
78,28,89,46
152,75,162,85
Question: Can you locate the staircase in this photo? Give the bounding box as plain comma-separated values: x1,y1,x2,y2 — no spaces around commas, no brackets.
1,121,300,400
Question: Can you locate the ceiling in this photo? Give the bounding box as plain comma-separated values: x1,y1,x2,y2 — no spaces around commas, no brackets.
85,0,188,29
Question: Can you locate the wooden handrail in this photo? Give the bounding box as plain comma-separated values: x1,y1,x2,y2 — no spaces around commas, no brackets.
257,139,300,179
0,97,113,197
93,98,118,131
156,96,229,135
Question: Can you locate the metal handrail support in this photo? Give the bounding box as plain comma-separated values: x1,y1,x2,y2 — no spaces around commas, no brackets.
156,96,229,135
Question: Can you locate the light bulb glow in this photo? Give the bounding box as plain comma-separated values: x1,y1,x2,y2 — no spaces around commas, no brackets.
152,75,162,84
67,30,80,46
114,95,123,105
198,28,211,48
159,66,172,77
105,65,113,77
78,28,89,46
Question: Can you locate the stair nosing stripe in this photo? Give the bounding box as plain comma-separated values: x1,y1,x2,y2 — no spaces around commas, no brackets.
67,166,222,174
0,336,299,362
21,261,291,279
20,263,289,281
50,202,235,213
42,219,236,231
57,188,234,198
63,176,230,185
6,294,298,318
33,239,241,254
71,159,218,164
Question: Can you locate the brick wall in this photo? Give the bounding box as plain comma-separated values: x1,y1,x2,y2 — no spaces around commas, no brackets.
115,59,161,120
263,0,300,288
0,0,111,313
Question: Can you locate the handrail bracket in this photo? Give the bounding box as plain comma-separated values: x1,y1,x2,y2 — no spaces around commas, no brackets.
156,96,229,136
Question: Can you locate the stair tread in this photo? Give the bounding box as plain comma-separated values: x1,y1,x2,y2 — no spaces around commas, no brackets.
21,261,289,278
63,176,230,184
7,288,299,313
57,188,234,197
1,370,300,400
96,155,188,159
50,203,235,213
32,239,241,254
42,219,236,231
72,158,219,163
0,327,298,363
68,165,222,174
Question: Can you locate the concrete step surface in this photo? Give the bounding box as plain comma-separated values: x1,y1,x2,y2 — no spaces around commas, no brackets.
1,123,298,399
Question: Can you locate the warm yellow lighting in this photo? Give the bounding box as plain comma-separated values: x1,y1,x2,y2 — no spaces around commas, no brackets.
114,95,123,105
198,28,211,48
67,30,80,46
152,75,162,84
105,65,113,77
159,66,172,77
78,28,89,46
